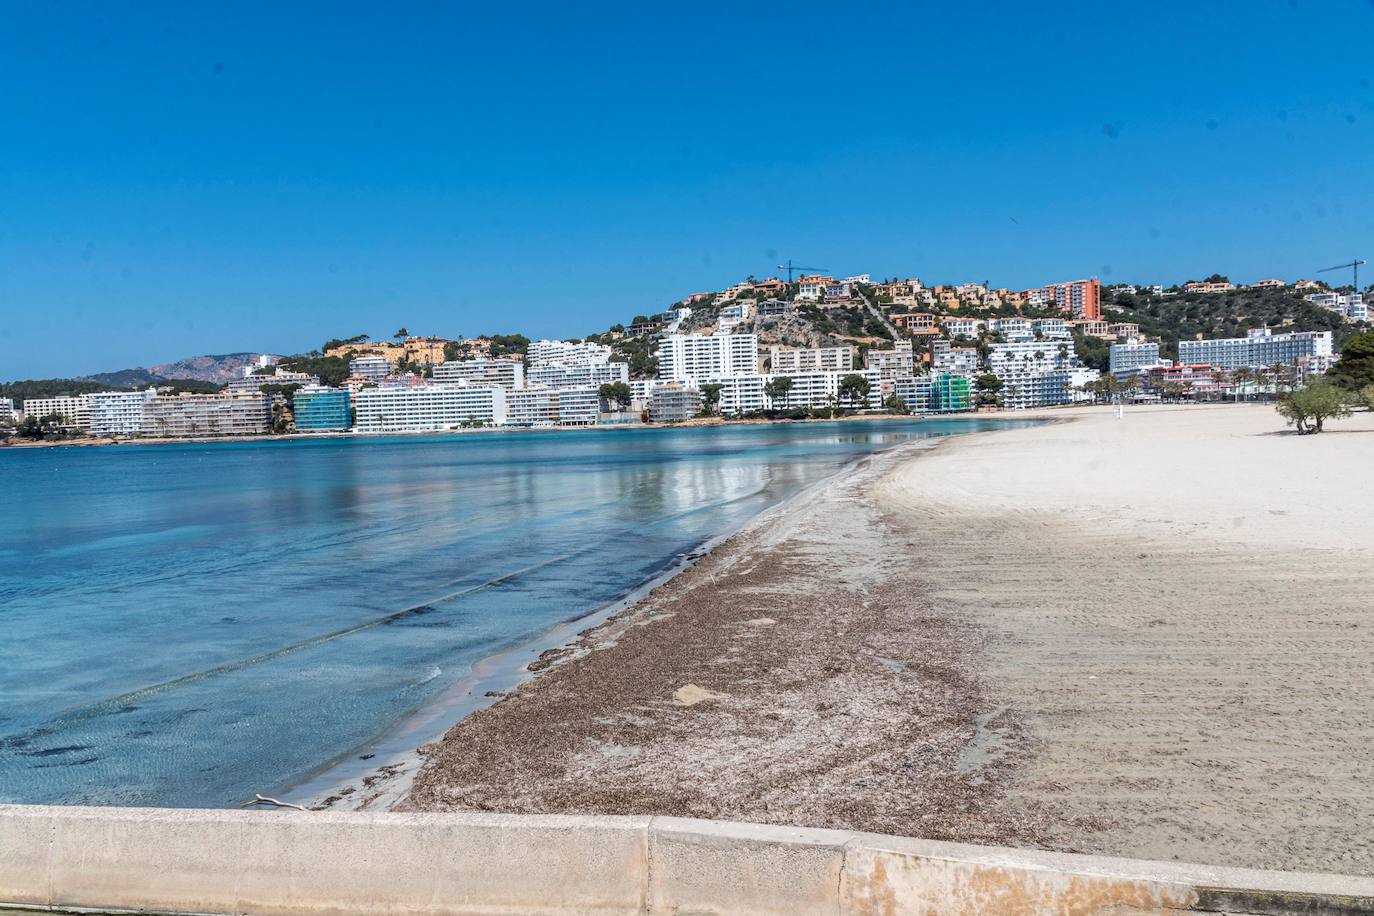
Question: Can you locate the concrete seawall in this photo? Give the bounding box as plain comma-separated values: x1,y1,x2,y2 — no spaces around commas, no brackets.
1,806,1371,915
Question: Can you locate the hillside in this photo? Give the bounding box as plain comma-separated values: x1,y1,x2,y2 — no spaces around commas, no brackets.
1105,287,1354,359
0,377,220,401
82,353,273,386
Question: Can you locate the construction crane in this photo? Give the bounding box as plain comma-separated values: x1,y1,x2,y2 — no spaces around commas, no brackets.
1318,259,1367,294
776,260,828,302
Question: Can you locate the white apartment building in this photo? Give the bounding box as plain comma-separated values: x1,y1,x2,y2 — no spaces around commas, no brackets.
527,339,611,368
932,340,979,376
1031,318,1071,339
1178,329,1333,370
648,385,702,422
943,318,983,338
719,302,754,321
1307,292,1367,322
526,362,628,390
88,389,156,435
864,342,915,393
657,333,758,384
992,317,1034,342
556,387,600,426
892,376,935,412
767,345,855,374
1,398,13,422
1348,295,1369,322
796,279,827,301
226,369,319,394
989,341,1082,409
21,395,91,429
1109,340,1163,374
709,369,882,415
504,387,558,427
349,355,391,382
842,274,871,285
768,370,882,412
433,358,525,389
354,384,507,432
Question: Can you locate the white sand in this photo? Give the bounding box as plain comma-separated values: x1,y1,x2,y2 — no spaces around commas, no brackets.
882,404,1374,872
894,403,1374,551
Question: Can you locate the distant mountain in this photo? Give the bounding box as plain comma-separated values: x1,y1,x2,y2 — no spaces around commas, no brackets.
82,353,276,387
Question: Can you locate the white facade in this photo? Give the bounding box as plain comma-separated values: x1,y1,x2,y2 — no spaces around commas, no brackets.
1031,318,1071,339
864,341,915,382
349,355,391,382
943,318,983,338
992,318,1034,342
527,339,611,368
88,389,156,435
556,387,599,426
1109,340,1162,373
433,359,525,389
526,362,628,390
504,387,558,427
657,333,758,383
1178,330,1333,370
21,395,91,429
892,376,935,412
708,369,882,415
354,384,507,431
989,340,1081,409
226,369,319,394
932,341,979,376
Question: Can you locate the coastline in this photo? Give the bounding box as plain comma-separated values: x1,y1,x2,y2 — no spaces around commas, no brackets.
0,407,1029,450
400,426,1052,847
284,436,950,811
399,403,1374,874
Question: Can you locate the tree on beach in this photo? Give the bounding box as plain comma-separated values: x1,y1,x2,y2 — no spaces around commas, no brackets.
1326,332,1374,392
1276,381,1354,434
764,376,793,408
699,383,724,416
597,381,632,411
974,373,1003,407
837,374,872,410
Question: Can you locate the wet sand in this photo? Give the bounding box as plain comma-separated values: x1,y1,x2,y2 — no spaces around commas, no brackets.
405,404,1374,874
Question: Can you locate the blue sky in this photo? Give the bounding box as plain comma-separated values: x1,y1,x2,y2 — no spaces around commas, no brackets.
2,1,1372,379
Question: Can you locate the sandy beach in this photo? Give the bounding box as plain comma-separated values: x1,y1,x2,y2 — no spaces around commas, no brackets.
404,404,1374,874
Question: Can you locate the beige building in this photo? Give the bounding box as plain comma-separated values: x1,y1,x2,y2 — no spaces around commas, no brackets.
765,345,855,374
144,394,272,437
324,336,449,366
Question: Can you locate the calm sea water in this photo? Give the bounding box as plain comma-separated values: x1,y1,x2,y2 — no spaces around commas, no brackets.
0,419,1024,807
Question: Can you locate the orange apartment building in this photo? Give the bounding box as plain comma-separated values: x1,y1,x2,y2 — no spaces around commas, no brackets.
1043,279,1101,321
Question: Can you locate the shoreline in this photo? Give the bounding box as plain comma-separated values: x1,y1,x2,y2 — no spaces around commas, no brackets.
0,407,1047,450
400,427,1048,846
398,403,1374,874
285,437,947,811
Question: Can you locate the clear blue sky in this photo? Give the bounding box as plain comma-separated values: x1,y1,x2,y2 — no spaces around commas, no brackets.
2,1,1372,379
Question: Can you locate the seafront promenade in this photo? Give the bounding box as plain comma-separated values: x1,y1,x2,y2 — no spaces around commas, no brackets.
3,805,1373,915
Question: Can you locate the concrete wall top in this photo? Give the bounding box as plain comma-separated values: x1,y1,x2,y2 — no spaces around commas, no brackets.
1,805,1371,915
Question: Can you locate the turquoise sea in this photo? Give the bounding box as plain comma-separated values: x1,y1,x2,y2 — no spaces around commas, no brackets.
0,419,1025,807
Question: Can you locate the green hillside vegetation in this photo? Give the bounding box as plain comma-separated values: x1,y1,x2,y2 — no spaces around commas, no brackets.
1105,287,1352,360
0,377,219,400
276,354,354,386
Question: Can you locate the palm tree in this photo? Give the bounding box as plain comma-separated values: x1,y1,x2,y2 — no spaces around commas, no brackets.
1231,367,1253,402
